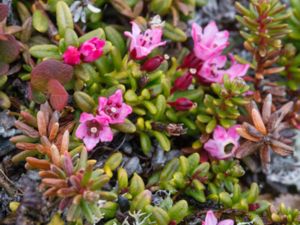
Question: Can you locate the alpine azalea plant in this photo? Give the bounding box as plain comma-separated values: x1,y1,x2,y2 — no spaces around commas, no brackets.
4,0,300,225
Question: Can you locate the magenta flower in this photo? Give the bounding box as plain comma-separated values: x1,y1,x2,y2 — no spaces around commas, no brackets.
124,22,166,60
168,98,196,111
76,113,113,151
204,125,240,159
79,37,105,62
192,21,229,61
197,55,249,84
98,90,132,124
63,46,81,65
202,210,234,225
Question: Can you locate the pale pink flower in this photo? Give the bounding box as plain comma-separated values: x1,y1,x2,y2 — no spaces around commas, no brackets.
98,90,132,124
197,55,249,84
204,125,240,159
198,55,227,83
202,210,234,225
79,37,105,62
218,55,250,80
192,21,229,61
63,46,81,65
76,113,113,151
124,22,166,60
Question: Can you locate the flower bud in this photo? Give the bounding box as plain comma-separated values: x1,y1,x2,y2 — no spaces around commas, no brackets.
168,98,195,111
171,73,193,93
141,56,164,72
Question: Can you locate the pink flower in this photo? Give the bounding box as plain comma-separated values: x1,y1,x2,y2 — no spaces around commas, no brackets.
192,21,229,61
124,22,166,60
63,46,81,65
79,37,105,62
98,90,132,124
218,55,249,80
197,55,249,84
76,113,113,151
197,55,227,83
168,98,196,111
202,210,234,225
204,125,240,159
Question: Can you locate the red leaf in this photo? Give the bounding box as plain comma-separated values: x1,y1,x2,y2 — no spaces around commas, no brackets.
31,59,73,91
47,79,68,111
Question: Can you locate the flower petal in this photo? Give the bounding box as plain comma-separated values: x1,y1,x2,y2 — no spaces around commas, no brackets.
99,126,113,142
83,135,100,151
75,123,88,139
204,211,218,225
79,112,95,123
218,219,234,225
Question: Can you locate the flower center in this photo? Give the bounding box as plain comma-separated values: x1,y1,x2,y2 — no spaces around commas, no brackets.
224,143,235,154
111,107,117,113
90,127,98,134
105,103,122,119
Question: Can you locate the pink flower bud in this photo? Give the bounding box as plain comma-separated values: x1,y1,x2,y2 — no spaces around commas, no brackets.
141,55,164,72
171,72,193,93
79,37,105,63
168,98,195,111
63,46,81,65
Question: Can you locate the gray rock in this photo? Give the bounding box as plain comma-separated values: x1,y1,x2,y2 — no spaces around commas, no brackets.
123,156,142,176
267,130,300,191
0,110,19,138
0,138,15,157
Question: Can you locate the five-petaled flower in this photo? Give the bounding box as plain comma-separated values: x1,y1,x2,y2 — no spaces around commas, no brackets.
124,22,166,60
204,125,240,159
79,37,105,62
202,210,234,225
76,113,113,151
197,55,249,84
192,21,229,61
98,90,132,124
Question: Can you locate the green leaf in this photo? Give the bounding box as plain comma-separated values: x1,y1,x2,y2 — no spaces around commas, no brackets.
33,10,49,33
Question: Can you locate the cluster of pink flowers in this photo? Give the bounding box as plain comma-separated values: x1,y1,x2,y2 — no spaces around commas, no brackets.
204,125,240,159
203,210,234,225
63,37,105,65
124,21,166,60
173,21,249,92
76,90,132,150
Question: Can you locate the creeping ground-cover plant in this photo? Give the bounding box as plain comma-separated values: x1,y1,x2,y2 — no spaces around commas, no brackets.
1,0,300,225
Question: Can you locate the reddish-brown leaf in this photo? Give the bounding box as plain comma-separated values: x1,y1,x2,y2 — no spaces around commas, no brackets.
47,79,69,111
235,141,261,158
0,35,20,64
31,59,73,91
